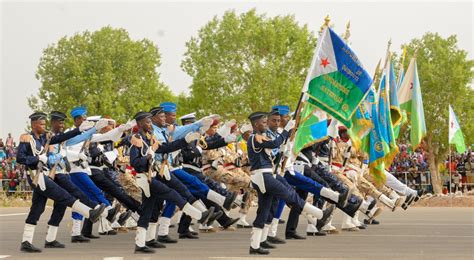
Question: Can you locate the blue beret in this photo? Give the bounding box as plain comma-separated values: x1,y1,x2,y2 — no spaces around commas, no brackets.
160,102,176,113
271,105,290,116
70,106,87,118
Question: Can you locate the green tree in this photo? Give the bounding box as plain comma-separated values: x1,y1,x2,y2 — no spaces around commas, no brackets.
400,33,473,194
181,9,316,121
29,26,175,125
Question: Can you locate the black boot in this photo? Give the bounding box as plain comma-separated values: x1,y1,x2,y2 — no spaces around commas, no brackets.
221,217,240,229
316,204,335,231
20,241,42,253
206,210,223,226
401,194,414,210
157,235,178,243
414,189,425,202
134,245,155,253
71,235,90,243
106,204,121,223
89,204,106,223
267,236,286,244
307,231,326,236
223,192,237,211
278,219,286,224
117,210,132,226
285,233,306,240
249,247,269,255
337,188,351,208
197,206,215,225
340,197,362,218
99,230,117,235
249,247,270,255
44,240,65,248
260,241,276,249
179,231,199,239
82,233,100,239
145,239,166,248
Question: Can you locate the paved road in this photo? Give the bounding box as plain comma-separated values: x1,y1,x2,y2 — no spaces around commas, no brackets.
0,206,473,259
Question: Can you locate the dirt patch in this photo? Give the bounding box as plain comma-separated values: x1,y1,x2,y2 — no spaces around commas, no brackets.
412,193,474,207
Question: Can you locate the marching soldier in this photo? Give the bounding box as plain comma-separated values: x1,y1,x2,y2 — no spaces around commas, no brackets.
17,112,106,253
246,112,333,255
129,111,216,253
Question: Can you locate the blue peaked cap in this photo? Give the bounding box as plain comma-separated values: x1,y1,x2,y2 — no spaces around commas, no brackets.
160,102,177,113
70,106,87,118
271,105,290,116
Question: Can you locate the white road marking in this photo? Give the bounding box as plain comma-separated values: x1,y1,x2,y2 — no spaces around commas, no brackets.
0,255,11,259
210,258,343,260
379,222,474,226
342,234,474,238
0,213,28,217
103,257,124,260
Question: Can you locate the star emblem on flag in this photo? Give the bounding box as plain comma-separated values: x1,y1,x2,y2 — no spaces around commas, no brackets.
320,58,330,68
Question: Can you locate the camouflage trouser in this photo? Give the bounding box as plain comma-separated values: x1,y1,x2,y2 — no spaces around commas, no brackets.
228,167,255,214
117,169,142,202
363,170,393,197
204,165,251,190
345,169,382,199
332,170,364,198
205,165,253,214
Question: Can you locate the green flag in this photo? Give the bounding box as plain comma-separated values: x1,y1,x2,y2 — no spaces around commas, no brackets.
397,58,426,148
304,28,372,128
449,105,466,153
293,102,328,155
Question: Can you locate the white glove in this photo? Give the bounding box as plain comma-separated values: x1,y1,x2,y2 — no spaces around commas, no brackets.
38,154,48,164
118,119,136,132
95,119,109,131
185,132,201,143
147,147,155,158
78,153,88,161
79,121,95,132
199,117,214,132
225,119,236,128
224,134,237,143
284,119,296,131
97,144,105,153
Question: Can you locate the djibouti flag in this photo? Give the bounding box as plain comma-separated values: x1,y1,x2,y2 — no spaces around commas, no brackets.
449,105,466,153
397,58,426,148
304,28,372,127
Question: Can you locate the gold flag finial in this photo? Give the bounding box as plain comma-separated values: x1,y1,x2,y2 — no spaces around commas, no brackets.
319,15,331,34
324,15,331,27
343,21,351,41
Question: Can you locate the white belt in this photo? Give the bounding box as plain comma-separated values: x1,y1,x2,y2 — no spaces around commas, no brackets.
170,166,181,171
90,165,107,170
182,164,202,173
136,173,151,198
250,168,272,194
250,168,273,175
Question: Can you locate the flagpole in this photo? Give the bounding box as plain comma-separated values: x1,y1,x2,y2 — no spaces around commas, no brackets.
449,144,452,195
277,15,331,174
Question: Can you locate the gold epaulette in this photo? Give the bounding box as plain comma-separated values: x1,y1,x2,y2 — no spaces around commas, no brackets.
131,134,143,148
19,133,32,143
